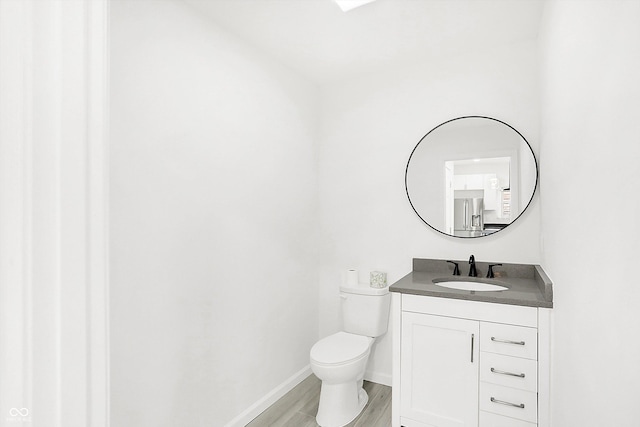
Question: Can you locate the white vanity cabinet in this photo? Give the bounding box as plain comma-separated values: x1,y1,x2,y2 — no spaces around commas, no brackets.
392,294,551,427
400,312,479,426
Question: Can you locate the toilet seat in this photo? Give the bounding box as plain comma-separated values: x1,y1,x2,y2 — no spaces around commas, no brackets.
310,332,373,366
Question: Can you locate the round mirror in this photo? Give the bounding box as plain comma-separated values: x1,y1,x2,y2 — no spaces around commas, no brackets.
405,116,538,238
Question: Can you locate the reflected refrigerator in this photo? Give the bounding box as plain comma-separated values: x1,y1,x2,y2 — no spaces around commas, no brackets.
454,198,484,237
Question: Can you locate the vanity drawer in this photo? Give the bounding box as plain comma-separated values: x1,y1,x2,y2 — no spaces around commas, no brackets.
480,322,537,360
480,382,537,424
479,410,537,427
401,294,538,327
480,352,537,392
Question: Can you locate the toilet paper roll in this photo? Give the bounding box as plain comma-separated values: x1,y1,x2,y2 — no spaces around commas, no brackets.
346,269,359,286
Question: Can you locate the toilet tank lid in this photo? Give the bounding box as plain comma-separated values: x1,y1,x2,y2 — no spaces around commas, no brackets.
339,284,389,296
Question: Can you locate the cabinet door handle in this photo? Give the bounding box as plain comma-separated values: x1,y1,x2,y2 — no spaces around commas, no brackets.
491,367,525,378
470,334,475,363
490,397,525,409
491,337,525,346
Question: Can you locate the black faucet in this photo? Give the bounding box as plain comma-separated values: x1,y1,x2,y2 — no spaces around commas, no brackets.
446,260,460,276
468,255,477,277
487,264,502,278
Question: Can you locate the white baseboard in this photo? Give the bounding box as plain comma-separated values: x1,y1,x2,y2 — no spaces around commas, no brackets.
223,365,312,427
365,370,392,387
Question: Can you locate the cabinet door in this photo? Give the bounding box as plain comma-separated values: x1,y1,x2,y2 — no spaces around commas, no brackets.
401,312,480,427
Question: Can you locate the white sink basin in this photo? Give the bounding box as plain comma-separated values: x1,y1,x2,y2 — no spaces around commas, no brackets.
433,280,508,292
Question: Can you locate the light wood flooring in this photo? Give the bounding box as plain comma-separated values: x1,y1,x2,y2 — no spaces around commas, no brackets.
246,374,391,427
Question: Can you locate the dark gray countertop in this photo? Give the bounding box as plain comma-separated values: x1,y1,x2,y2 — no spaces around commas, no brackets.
389,258,553,308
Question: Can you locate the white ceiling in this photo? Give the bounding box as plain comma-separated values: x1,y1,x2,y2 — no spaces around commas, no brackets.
182,0,544,85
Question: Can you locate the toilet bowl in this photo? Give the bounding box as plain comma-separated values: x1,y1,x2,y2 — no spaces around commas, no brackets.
310,332,374,427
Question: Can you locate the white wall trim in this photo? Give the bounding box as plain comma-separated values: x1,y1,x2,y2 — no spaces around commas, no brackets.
220,364,389,427
220,363,390,427
364,370,392,387
223,365,312,427
0,1,110,426
0,1,32,423
86,1,110,426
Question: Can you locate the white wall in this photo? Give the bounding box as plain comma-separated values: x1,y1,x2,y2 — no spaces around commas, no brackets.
317,42,541,384
109,1,318,426
539,1,640,425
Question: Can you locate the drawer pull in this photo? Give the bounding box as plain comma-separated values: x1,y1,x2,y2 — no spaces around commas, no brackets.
491,367,525,378
491,337,525,346
490,397,525,409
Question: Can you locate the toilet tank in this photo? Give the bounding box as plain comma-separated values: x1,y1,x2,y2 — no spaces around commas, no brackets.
339,285,391,337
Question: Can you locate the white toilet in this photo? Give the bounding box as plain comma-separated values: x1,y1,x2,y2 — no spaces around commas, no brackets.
310,284,391,427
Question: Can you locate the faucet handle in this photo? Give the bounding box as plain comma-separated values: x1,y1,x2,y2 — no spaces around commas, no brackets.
487,264,503,278
446,261,460,276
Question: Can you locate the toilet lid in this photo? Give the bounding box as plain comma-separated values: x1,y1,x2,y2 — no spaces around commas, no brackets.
310,332,372,365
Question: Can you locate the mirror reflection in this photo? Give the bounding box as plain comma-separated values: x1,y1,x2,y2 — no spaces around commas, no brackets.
405,116,538,238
